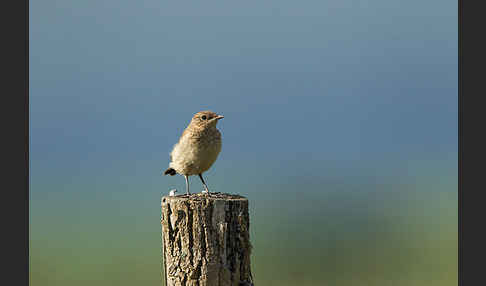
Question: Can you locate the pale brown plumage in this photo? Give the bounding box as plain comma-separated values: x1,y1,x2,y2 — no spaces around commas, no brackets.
164,111,224,195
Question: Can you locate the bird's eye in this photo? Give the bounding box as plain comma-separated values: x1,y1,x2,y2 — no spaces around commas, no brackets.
201,115,207,120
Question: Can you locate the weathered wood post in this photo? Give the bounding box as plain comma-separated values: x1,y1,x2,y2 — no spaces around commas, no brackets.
161,192,254,286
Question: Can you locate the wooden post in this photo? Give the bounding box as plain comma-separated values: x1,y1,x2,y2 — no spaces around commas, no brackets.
161,193,254,286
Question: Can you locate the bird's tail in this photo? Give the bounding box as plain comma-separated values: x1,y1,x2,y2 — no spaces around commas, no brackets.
163,168,177,176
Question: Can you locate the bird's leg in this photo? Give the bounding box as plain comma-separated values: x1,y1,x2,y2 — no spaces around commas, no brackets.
184,175,191,195
198,174,210,194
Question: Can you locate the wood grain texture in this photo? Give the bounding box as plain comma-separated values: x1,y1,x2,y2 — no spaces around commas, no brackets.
161,193,254,286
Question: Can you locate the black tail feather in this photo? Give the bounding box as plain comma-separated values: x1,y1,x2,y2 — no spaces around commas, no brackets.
163,168,176,176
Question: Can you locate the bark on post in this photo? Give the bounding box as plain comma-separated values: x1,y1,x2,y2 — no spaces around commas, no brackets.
161,192,254,286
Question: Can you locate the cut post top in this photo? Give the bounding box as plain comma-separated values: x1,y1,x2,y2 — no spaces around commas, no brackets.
161,192,248,205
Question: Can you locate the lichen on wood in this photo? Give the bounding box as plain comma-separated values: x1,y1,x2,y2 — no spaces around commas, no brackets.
161,192,254,286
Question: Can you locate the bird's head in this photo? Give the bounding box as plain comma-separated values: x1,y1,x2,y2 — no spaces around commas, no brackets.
189,110,224,130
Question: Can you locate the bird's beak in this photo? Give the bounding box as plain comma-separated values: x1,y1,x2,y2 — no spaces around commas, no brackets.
215,115,224,120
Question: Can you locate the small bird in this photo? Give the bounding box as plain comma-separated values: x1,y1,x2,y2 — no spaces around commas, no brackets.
163,111,224,195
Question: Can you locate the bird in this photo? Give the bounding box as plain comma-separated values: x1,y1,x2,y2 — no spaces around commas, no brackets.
163,110,224,195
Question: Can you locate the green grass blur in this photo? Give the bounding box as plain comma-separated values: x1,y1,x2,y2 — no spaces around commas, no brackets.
30,161,457,286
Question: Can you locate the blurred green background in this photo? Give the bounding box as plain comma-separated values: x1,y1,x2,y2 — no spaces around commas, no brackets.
30,0,457,285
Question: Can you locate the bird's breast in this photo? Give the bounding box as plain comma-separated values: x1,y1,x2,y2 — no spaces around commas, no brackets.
170,128,222,175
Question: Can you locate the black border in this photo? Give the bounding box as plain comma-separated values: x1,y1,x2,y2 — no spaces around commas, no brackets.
459,0,485,285
3,0,29,284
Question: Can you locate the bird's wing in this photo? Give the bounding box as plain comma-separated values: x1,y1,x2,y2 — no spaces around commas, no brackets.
168,141,179,163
